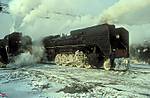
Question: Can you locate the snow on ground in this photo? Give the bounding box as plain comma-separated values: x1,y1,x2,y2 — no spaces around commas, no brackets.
0,64,150,98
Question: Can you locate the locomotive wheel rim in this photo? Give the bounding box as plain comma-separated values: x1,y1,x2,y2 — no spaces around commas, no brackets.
103,59,111,71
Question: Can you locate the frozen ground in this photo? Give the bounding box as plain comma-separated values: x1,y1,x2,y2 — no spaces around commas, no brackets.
0,64,150,98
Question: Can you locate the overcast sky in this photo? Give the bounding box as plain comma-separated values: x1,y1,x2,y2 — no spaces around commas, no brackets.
0,0,150,44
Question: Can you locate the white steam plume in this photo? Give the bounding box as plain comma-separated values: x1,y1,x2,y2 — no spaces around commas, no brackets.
8,0,99,39
8,0,150,44
9,0,41,17
100,0,150,25
13,46,44,67
100,0,150,44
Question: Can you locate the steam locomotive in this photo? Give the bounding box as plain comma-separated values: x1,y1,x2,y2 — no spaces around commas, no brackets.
130,41,150,64
0,32,32,65
43,24,129,70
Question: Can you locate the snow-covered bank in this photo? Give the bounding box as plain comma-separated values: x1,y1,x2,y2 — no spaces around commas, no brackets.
0,64,150,98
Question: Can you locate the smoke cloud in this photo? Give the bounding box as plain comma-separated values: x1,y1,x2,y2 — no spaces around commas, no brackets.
100,0,150,44
100,0,150,25
8,0,99,39
8,0,150,44
13,46,44,67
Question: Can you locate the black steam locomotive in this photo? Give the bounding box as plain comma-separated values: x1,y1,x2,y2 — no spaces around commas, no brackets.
43,24,129,69
0,32,32,65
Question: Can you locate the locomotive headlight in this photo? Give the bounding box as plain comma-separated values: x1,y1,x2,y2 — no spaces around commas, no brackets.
16,40,21,43
137,49,140,53
19,40,22,43
116,34,120,39
143,48,148,52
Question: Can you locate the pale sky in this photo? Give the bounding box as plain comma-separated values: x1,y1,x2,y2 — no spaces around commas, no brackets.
0,0,150,44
